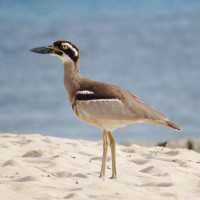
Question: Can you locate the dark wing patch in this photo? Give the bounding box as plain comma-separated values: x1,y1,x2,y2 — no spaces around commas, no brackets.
76,79,132,102
75,92,117,101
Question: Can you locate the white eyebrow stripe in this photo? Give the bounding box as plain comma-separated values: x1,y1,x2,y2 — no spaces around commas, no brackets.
63,42,78,56
77,90,94,95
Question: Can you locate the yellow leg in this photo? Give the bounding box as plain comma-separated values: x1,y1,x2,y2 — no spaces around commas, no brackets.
108,131,117,179
99,130,109,178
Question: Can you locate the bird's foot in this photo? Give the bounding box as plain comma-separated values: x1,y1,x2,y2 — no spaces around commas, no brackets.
109,175,117,179
99,174,105,179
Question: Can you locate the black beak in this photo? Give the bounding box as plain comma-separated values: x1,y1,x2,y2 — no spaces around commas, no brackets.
30,46,54,54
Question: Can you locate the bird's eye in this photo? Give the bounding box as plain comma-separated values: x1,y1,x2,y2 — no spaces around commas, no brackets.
62,44,68,50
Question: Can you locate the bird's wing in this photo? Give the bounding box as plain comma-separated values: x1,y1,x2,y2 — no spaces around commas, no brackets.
74,80,169,121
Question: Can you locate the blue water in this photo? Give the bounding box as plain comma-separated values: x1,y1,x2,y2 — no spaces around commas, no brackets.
0,0,200,143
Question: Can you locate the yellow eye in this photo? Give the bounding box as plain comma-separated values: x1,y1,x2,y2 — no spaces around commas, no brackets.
62,44,68,50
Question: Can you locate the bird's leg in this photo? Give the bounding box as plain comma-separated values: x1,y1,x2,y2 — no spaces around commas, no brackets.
99,130,109,178
107,131,117,179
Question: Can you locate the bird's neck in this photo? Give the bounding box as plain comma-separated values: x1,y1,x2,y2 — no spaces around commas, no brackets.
63,61,81,103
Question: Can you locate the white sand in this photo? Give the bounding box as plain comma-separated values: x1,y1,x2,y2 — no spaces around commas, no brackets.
0,133,200,200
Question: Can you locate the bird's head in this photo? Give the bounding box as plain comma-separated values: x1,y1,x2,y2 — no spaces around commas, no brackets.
30,40,79,64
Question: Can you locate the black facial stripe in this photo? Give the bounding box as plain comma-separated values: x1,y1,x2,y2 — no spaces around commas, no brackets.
56,51,63,56
65,48,78,62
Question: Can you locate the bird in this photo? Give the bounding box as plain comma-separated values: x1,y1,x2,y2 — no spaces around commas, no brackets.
30,40,181,179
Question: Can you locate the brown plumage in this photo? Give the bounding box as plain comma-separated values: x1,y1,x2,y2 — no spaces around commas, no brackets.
31,40,181,179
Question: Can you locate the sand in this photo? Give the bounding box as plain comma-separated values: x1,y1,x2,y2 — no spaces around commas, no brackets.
0,133,200,200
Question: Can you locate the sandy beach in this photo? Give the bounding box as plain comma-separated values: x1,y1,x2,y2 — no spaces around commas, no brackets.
0,133,200,200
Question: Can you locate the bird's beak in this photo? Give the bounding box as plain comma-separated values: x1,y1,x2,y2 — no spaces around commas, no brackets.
30,45,61,55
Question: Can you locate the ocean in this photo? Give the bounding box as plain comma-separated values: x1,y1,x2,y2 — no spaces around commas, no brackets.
0,0,200,142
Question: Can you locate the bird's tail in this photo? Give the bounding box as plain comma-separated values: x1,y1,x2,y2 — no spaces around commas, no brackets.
165,120,182,130
147,120,182,130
